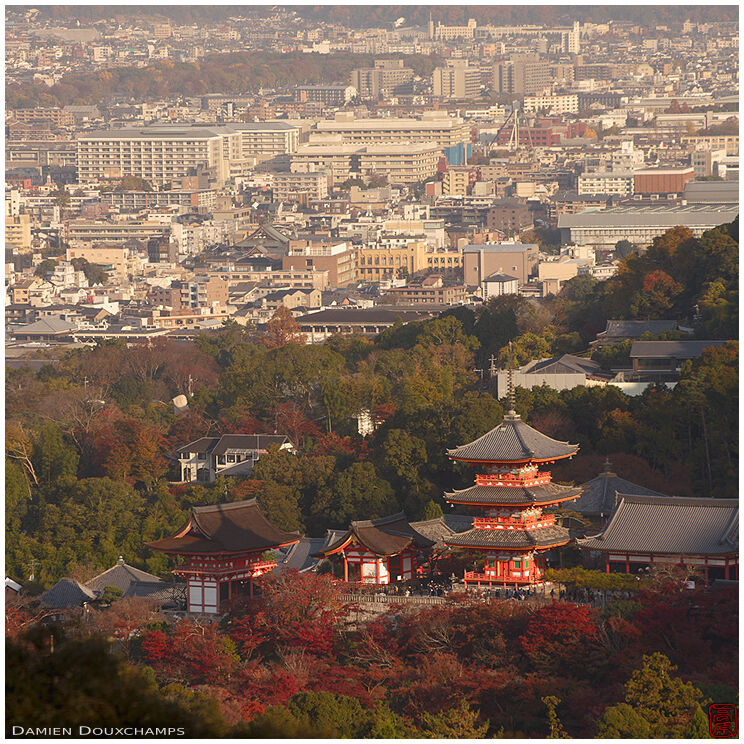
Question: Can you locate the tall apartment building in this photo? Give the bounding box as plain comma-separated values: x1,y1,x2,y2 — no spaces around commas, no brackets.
76,123,299,186
523,94,578,114
5,214,32,251
315,111,470,150
433,61,481,99
494,57,552,95
271,171,329,202
611,141,645,172
443,167,471,196
561,22,581,54
577,171,635,197
295,85,357,106
12,108,75,127
291,143,441,185
350,59,414,99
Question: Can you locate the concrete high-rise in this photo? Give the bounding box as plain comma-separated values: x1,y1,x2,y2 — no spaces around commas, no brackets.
433,61,481,99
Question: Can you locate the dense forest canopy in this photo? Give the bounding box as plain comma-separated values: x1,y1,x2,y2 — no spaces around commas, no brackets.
5,221,738,589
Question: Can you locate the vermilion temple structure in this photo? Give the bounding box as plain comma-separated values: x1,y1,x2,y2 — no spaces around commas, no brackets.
315,513,457,584
443,399,583,589
148,499,301,614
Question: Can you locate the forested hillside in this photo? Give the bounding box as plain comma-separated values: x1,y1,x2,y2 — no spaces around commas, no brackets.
5,221,738,589
6,52,439,109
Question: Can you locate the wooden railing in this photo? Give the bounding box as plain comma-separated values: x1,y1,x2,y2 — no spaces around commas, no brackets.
464,571,542,585
475,472,551,487
472,515,555,529
341,593,448,606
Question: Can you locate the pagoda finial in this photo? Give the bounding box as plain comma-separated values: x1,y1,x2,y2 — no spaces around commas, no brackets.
507,341,516,416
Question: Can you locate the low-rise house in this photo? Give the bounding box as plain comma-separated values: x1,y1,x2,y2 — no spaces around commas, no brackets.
176,434,294,483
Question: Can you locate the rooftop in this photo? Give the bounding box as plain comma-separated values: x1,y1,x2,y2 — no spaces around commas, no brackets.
578,494,738,556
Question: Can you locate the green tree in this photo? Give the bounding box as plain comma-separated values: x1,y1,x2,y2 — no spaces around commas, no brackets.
597,653,707,738
419,700,489,738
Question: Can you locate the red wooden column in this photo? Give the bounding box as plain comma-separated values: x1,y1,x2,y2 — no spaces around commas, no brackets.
625,555,630,573
343,557,349,582
606,556,610,574
375,558,380,584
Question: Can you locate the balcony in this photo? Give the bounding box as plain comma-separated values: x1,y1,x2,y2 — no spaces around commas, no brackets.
475,472,551,487
472,515,555,530
464,570,543,586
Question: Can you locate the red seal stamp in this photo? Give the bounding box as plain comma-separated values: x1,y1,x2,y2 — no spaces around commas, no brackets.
708,704,737,738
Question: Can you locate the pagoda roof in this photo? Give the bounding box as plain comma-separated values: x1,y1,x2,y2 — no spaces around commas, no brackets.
317,512,436,558
147,498,301,555
577,494,738,556
446,524,571,551
445,481,582,507
447,412,578,463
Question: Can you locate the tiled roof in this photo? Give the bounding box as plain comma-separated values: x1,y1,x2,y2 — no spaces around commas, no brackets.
447,412,579,463
40,578,97,608
85,559,163,595
573,464,666,517
577,495,739,555
525,354,600,376
445,481,582,506
147,498,301,555
630,340,728,359
599,319,678,339
446,525,571,550
318,512,436,558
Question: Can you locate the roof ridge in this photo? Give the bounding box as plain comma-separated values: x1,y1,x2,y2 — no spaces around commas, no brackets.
351,511,408,528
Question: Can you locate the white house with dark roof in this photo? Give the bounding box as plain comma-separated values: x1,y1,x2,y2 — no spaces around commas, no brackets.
176,434,294,482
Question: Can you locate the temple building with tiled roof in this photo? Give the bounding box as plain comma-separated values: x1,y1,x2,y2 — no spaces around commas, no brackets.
577,494,738,582
314,513,456,584
442,366,582,588
572,459,667,524
147,499,301,614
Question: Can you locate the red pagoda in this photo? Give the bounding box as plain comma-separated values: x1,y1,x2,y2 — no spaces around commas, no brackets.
443,394,582,589
148,499,301,614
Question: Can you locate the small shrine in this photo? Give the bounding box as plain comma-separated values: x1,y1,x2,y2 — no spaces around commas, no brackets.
147,499,301,614
315,513,452,585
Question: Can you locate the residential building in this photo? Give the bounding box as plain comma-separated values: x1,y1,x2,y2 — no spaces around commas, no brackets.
295,84,357,106
5,214,32,251
384,275,468,305
291,142,441,185
281,240,356,287
76,123,299,186
577,171,635,196
271,171,329,202
350,60,414,99
315,112,470,150
299,308,439,342
494,57,552,95
433,61,481,99
463,242,539,286
523,94,578,114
